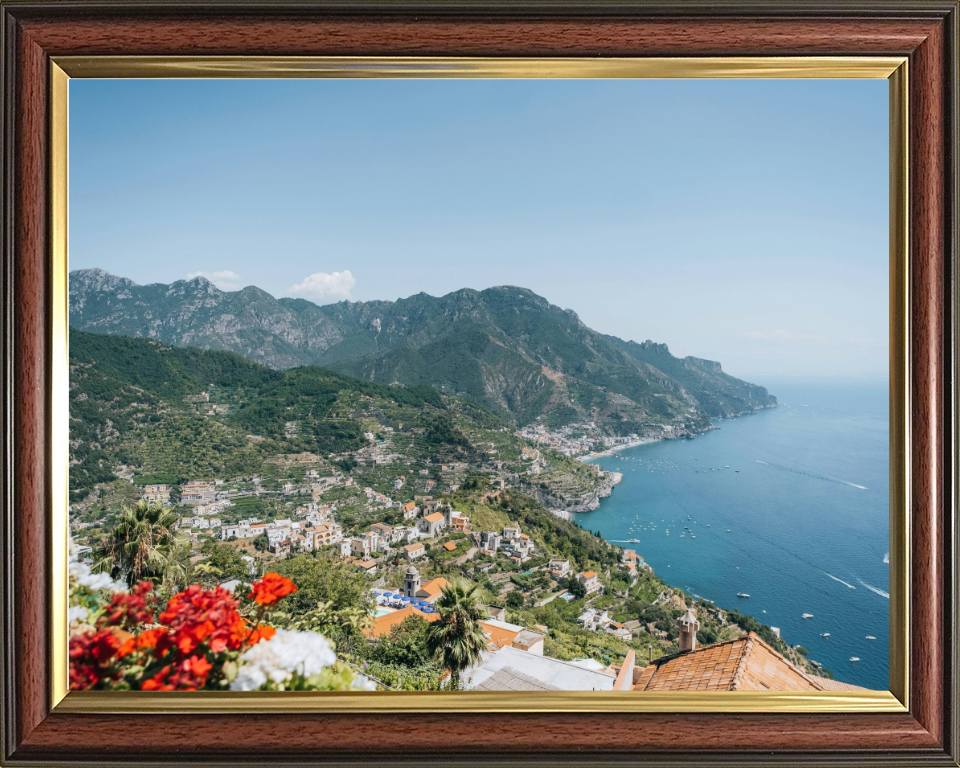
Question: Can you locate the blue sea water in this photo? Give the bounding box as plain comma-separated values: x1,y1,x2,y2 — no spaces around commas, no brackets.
574,377,890,690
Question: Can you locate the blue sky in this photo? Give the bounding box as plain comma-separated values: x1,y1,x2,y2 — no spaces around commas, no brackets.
69,78,888,378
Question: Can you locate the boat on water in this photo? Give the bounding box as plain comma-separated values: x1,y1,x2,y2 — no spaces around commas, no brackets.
850,657,860,662
821,633,830,637
802,613,814,619
737,592,750,598
627,538,639,543
691,535,696,539
865,635,876,640
726,529,731,532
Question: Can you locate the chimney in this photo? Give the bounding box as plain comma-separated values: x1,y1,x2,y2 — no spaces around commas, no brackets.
677,609,700,653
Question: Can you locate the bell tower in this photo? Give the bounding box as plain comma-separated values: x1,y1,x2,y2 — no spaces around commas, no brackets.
403,565,421,598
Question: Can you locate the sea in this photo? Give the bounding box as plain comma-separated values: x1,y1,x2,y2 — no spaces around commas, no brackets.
574,377,890,690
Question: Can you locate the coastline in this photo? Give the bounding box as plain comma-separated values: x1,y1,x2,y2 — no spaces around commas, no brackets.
577,436,661,462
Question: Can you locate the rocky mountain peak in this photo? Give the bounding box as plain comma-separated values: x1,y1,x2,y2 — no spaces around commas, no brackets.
70,267,138,291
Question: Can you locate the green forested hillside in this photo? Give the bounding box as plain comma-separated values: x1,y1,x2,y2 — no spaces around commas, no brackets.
68,328,583,504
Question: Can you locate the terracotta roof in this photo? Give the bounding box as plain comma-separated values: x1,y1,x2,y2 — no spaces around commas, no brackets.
479,620,521,651
403,542,424,552
356,559,377,569
443,541,458,551
362,606,440,639
633,633,827,692
418,577,450,598
815,677,870,692
424,512,445,523
581,571,597,579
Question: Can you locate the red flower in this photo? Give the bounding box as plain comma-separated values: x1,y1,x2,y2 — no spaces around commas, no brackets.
185,654,212,679
246,623,276,645
248,573,297,606
116,627,169,659
69,629,124,690
97,581,157,631
72,581,285,692
140,655,213,691
159,584,249,655
140,675,175,691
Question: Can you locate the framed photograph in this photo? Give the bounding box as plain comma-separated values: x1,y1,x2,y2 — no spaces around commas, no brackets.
1,2,957,766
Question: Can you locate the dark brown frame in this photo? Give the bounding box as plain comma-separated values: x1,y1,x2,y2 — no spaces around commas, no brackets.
2,2,958,765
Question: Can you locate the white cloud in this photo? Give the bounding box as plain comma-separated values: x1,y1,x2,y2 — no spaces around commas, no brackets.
186,270,242,291
287,270,356,303
740,329,881,346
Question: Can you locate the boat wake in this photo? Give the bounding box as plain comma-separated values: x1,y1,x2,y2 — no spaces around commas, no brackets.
824,573,856,589
883,552,890,564
858,579,890,599
755,460,867,490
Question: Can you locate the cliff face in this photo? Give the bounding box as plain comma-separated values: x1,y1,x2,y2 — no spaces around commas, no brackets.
70,269,776,429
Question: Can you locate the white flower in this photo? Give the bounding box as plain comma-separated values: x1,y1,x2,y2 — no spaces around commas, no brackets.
230,629,337,691
351,674,377,691
231,664,267,692
68,606,89,623
68,559,127,594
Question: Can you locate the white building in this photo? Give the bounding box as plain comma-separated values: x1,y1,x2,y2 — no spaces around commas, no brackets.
464,646,616,691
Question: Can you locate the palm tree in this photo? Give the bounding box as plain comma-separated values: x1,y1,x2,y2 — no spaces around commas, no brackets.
92,500,186,586
192,561,223,588
425,579,489,689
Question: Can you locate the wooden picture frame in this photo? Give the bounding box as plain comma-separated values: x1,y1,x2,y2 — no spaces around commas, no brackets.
1,1,957,765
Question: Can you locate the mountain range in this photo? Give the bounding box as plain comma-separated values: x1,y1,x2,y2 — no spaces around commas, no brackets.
69,268,776,430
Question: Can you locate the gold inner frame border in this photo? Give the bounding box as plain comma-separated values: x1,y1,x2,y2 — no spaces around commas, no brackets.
48,55,910,714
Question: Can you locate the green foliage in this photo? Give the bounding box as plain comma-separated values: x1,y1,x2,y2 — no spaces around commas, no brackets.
69,327,280,399
272,553,374,617
363,661,447,691
92,500,187,586
425,579,489,689
68,329,481,501
726,609,784,648
197,541,252,582
276,598,373,651
372,615,432,667
133,416,263,479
